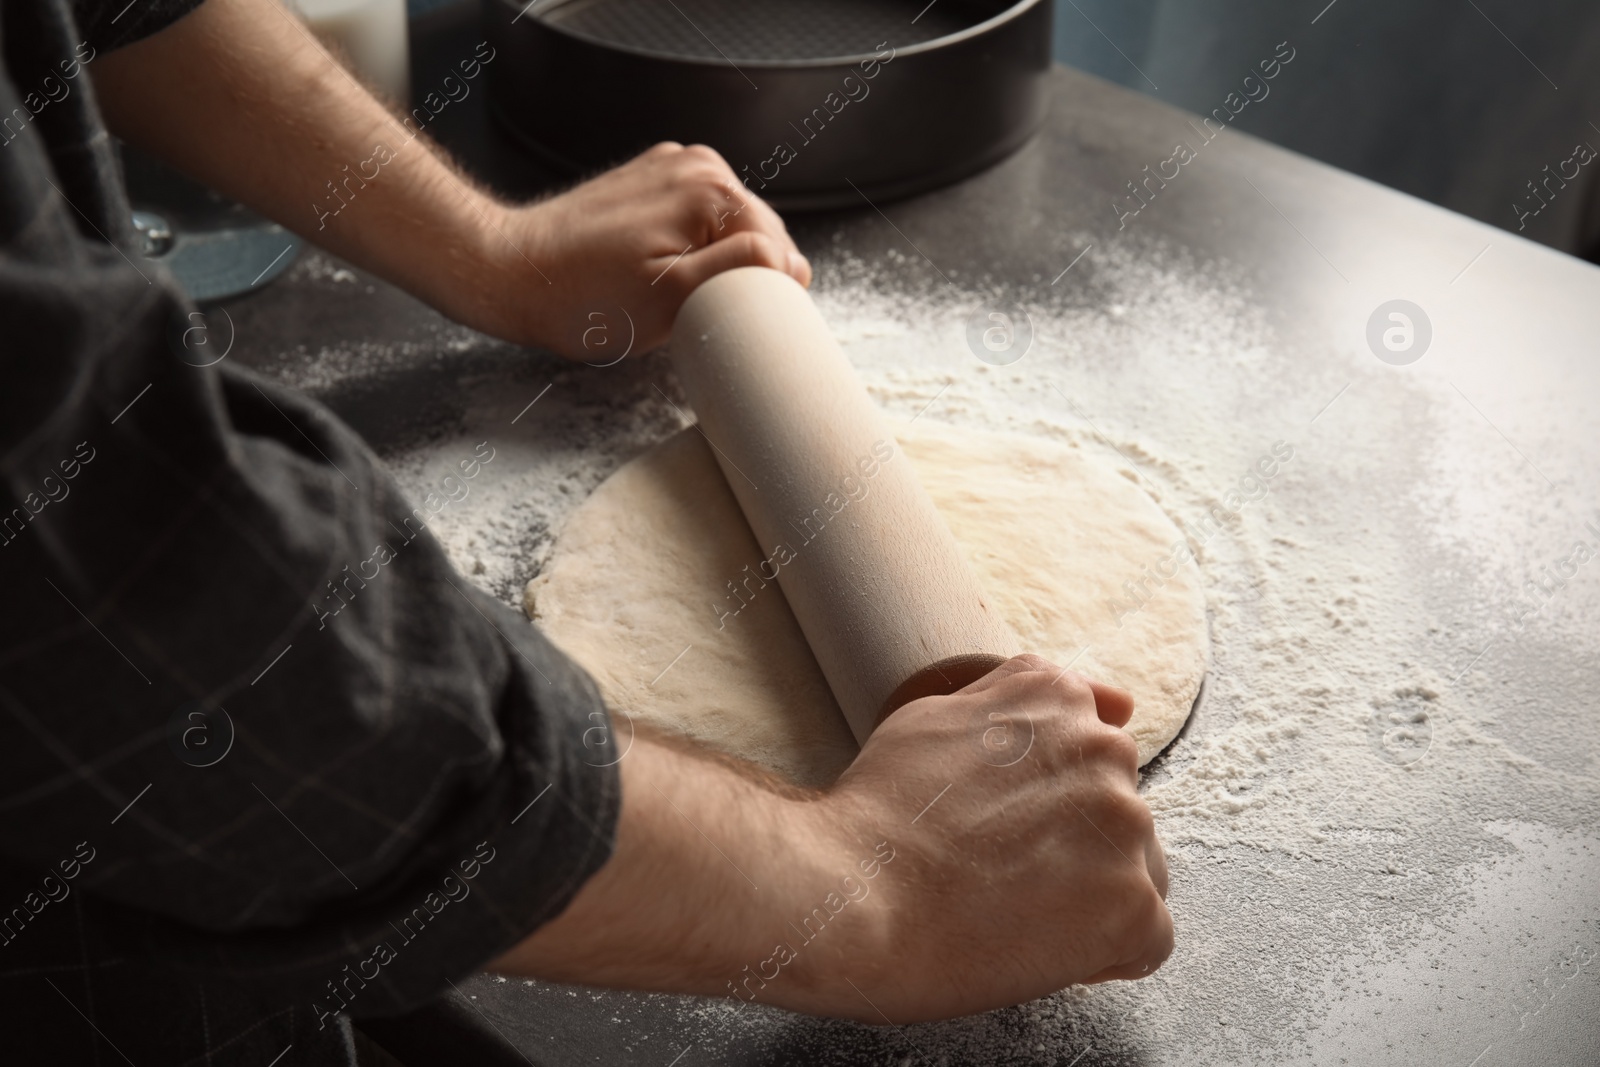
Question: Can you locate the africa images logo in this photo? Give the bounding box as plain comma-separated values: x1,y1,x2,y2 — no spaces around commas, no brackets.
1365,300,1431,366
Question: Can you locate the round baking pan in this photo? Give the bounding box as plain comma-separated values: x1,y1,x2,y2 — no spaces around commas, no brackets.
481,0,1052,210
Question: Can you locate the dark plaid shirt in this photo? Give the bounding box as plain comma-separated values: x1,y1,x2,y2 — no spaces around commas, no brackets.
0,0,619,1062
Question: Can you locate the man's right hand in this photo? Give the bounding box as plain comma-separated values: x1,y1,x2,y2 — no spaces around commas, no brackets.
789,654,1173,1023
490,654,1172,1024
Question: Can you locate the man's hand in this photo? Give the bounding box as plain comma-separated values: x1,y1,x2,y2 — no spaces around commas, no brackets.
90,0,807,357
789,654,1173,1022
491,655,1172,1024
484,143,812,359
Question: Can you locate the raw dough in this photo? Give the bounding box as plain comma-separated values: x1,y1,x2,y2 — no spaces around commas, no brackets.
525,422,1208,786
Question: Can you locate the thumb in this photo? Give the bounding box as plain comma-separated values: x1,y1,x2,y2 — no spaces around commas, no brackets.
671,231,809,293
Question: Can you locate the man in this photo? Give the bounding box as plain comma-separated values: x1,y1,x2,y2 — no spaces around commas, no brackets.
0,0,1173,1061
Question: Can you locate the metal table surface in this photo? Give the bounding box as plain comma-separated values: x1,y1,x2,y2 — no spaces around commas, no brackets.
224,5,1600,1064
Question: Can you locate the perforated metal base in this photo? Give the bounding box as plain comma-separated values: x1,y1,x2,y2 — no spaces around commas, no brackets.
544,0,974,62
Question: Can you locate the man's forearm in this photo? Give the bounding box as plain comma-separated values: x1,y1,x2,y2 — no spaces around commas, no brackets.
85,0,812,357
485,661,1174,1026
90,0,513,331
487,731,889,1005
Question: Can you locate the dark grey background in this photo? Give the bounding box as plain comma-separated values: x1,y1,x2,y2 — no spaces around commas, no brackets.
1049,0,1600,260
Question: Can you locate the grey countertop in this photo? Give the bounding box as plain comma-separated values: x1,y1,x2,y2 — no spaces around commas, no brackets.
227,6,1600,1064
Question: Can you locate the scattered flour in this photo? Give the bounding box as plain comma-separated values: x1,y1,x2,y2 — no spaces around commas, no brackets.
267,241,1598,1064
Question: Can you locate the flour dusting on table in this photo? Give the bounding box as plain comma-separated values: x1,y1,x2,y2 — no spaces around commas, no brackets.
267,241,1598,1065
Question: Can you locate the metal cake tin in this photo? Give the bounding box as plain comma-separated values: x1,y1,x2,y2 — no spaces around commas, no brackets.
482,0,1052,209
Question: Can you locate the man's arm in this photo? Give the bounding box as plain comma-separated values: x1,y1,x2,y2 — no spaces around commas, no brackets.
88,0,809,356
491,657,1173,1024
81,2,1173,1020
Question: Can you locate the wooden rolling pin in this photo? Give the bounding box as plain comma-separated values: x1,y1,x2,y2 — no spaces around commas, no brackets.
671,267,1021,744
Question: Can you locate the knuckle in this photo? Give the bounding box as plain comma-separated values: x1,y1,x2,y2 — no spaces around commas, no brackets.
1008,652,1057,674
1043,716,1119,764
1129,895,1175,974
1119,882,1170,949
1150,835,1170,898
1069,718,1138,770
1105,788,1155,839
1151,899,1176,964
737,230,783,267
673,165,738,213
1101,725,1141,768
692,166,739,199
683,142,728,166
1060,678,1098,714
1126,797,1158,841
1157,907,1176,958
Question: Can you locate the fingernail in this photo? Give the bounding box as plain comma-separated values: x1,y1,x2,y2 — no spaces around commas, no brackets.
787,250,808,278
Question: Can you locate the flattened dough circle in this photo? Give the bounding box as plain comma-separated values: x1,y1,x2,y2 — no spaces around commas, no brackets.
525,422,1208,786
